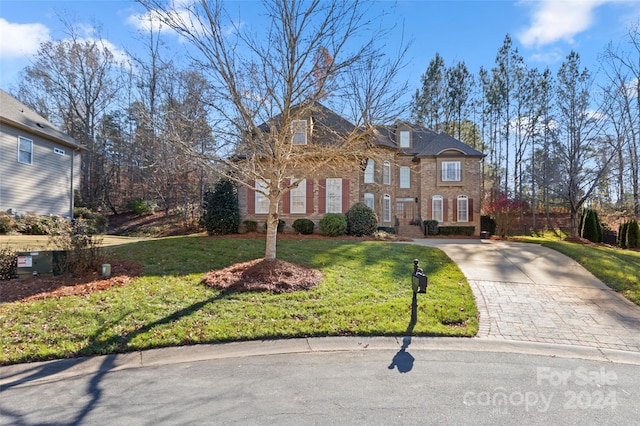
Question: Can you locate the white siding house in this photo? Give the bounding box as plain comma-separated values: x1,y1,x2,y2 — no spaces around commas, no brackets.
0,89,83,218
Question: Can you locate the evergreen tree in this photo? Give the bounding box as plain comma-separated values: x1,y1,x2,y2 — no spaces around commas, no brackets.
200,179,239,235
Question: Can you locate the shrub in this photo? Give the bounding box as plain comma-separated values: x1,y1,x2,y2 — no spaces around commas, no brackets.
126,199,156,216
200,179,239,235
345,202,378,236
619,222,628,249
626,219,640,249
377,226,396,234
437,226,475,236
292,218,315,235
0,246,17,280
48,222,103,275
580,209,602,243
424,220,439,236
319,213,347,237
0,213,17,234
74,207,108,234
244,220,258,233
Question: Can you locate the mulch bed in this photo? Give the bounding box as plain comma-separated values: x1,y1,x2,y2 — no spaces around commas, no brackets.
1,260,143,303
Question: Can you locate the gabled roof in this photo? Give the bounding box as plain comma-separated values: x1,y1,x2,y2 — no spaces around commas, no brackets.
373,122,484,157
0,89,83,149
257,101,357,135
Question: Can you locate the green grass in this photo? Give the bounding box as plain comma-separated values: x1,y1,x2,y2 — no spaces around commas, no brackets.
512,234,640,307
0,236,477,365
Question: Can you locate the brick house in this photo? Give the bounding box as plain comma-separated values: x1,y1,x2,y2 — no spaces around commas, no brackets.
238,104,484,236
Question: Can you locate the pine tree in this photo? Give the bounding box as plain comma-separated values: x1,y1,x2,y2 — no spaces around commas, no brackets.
200,179,239,235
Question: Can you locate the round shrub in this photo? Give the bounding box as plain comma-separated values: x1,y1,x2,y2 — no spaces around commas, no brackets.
292,218,315,235
126,199,156,216
319,213,347,237
345,202,378,236
74,207,108,234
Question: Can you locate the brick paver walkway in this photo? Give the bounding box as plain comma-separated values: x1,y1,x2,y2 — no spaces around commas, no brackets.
414,239,640,352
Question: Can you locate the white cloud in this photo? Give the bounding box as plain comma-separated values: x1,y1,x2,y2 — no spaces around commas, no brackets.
517,0,610,48
0,18,50,58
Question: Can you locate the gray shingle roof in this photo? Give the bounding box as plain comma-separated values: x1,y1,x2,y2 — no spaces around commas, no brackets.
373,122,484,157
0,89,82,149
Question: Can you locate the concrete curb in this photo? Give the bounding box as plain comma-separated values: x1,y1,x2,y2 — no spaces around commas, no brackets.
3,336,640,389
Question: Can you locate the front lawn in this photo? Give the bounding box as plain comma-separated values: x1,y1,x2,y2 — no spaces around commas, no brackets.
0,236,477,365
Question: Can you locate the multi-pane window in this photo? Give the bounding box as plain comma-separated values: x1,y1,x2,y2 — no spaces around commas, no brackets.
18,136,33,164
457,195,469,222
383,161,391,185
255,179,270,214
290,179,306,214
383,194,391,222
364,159,375,183
399,130,410,148
432,195,443,223
291,120,307,145
400,166,410,188
442,161,461,181
364,193,374,210
326,178,342,213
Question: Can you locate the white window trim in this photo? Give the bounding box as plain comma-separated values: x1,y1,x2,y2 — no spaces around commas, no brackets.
457,195,469,223
364,193,374,210
291,120,307,145
399,130,410,148
18,136,33,165
290,179,306,214
326,178,342,213
364,159,375,183
432,195,443,223
383,194,391,222
255,179,270,214
442,161,461,182
383,161,391,185
399,166,410,188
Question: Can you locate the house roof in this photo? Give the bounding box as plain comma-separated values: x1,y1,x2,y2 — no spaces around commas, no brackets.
373,122,485,157
257,101,357,135
0,89,83,149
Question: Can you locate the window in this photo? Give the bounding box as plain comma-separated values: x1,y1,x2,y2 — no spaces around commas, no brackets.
364,159,375,183
255,179,270,214
18,136,33,164
383,194,391,222
457,195,469,222
432,195,443,223
290,179,306,214
364,193,374,210
326,178,342,213
442,161,461,181
399,130,410,148
400,166,410,188
383,161,391,185
291,120,307,145
54,147,65,156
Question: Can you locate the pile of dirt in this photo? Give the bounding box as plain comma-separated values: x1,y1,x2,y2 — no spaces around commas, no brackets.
201,258,323,293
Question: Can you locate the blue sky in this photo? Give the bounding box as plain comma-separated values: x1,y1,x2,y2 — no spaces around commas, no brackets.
1,0,640,96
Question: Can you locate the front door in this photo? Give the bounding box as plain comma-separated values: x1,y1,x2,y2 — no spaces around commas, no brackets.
396,200,415,225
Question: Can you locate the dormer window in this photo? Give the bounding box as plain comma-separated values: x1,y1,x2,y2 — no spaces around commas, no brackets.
399,130,410,148
291,120,307,145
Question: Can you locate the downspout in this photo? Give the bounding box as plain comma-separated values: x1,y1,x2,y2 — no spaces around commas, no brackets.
69,148,76,219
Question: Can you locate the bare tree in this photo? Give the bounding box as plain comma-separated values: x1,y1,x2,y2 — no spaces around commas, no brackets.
138,0,407,260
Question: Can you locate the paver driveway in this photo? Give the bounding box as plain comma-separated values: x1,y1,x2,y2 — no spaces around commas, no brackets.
413,239,640,352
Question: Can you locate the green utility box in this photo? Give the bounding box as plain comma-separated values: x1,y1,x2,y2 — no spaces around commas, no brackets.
17,251,67,278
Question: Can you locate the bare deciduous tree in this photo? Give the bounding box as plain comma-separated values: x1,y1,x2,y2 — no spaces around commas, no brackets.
137,0,407,260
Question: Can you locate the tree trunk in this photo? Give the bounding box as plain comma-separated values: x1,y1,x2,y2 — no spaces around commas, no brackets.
264,199,280,261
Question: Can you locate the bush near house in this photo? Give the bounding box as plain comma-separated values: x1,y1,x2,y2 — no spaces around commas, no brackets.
292,218,315,235
200,179,239,235
345,202,378,236
423,220,439,236
0,246,17,280
319,213,347,236
243,220,258,233
74,208,108,234
437,226,476,236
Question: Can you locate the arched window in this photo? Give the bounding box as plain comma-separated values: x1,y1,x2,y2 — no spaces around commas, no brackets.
457,195,469,222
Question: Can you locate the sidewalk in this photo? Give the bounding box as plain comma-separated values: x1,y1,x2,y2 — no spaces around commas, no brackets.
411,239,640,352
